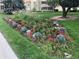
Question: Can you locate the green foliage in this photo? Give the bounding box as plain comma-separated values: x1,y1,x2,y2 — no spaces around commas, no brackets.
59,0,79,17
59,0,79,7
1,12,79,59
14,12,79,59
0,14,54,59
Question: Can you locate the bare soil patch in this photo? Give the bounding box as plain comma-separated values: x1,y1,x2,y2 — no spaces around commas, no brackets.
50,16,78,21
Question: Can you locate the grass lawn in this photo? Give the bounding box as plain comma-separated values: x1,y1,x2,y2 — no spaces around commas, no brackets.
0,12,79,59
26,12,79,42
0,14,60,59
59,12,79,59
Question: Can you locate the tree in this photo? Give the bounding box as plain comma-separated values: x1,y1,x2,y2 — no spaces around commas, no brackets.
3,0,25,14
12,0,25,10
47,0,59,11
3,0,13,14
59,0,79,18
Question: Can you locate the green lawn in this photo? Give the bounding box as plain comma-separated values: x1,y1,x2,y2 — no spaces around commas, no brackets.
60,19,79,42
26,12,79,42
0,12,79,59
0,14,60,59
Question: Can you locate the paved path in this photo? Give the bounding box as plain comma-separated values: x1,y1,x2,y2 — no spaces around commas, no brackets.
0,32,18,59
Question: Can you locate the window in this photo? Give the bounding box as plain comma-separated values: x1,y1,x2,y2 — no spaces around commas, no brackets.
41,1,47,4
1,5,4,10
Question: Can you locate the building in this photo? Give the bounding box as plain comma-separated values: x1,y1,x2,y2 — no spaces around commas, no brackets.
23,0,79,11
23,0,51,11
0,0,4,13
23,0,36,11
23,0,31,11
36,0,51,11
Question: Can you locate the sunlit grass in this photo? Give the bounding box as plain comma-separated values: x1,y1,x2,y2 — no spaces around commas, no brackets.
0,11,79,59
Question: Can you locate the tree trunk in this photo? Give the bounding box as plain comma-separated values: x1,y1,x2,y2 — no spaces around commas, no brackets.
62,7,66,18
62,7,71,18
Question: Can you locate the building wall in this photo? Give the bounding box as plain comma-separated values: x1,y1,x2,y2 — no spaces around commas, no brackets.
23,0,36,11
23,0,49,11
0,0,4,13
34,0,50,11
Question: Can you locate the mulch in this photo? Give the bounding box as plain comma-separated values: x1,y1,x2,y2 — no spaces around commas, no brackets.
50,16,78,21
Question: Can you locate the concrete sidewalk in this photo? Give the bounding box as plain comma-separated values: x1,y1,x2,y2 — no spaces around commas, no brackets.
0,32,18,59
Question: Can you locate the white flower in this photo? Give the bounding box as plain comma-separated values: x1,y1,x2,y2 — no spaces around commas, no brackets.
64,53,72,59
